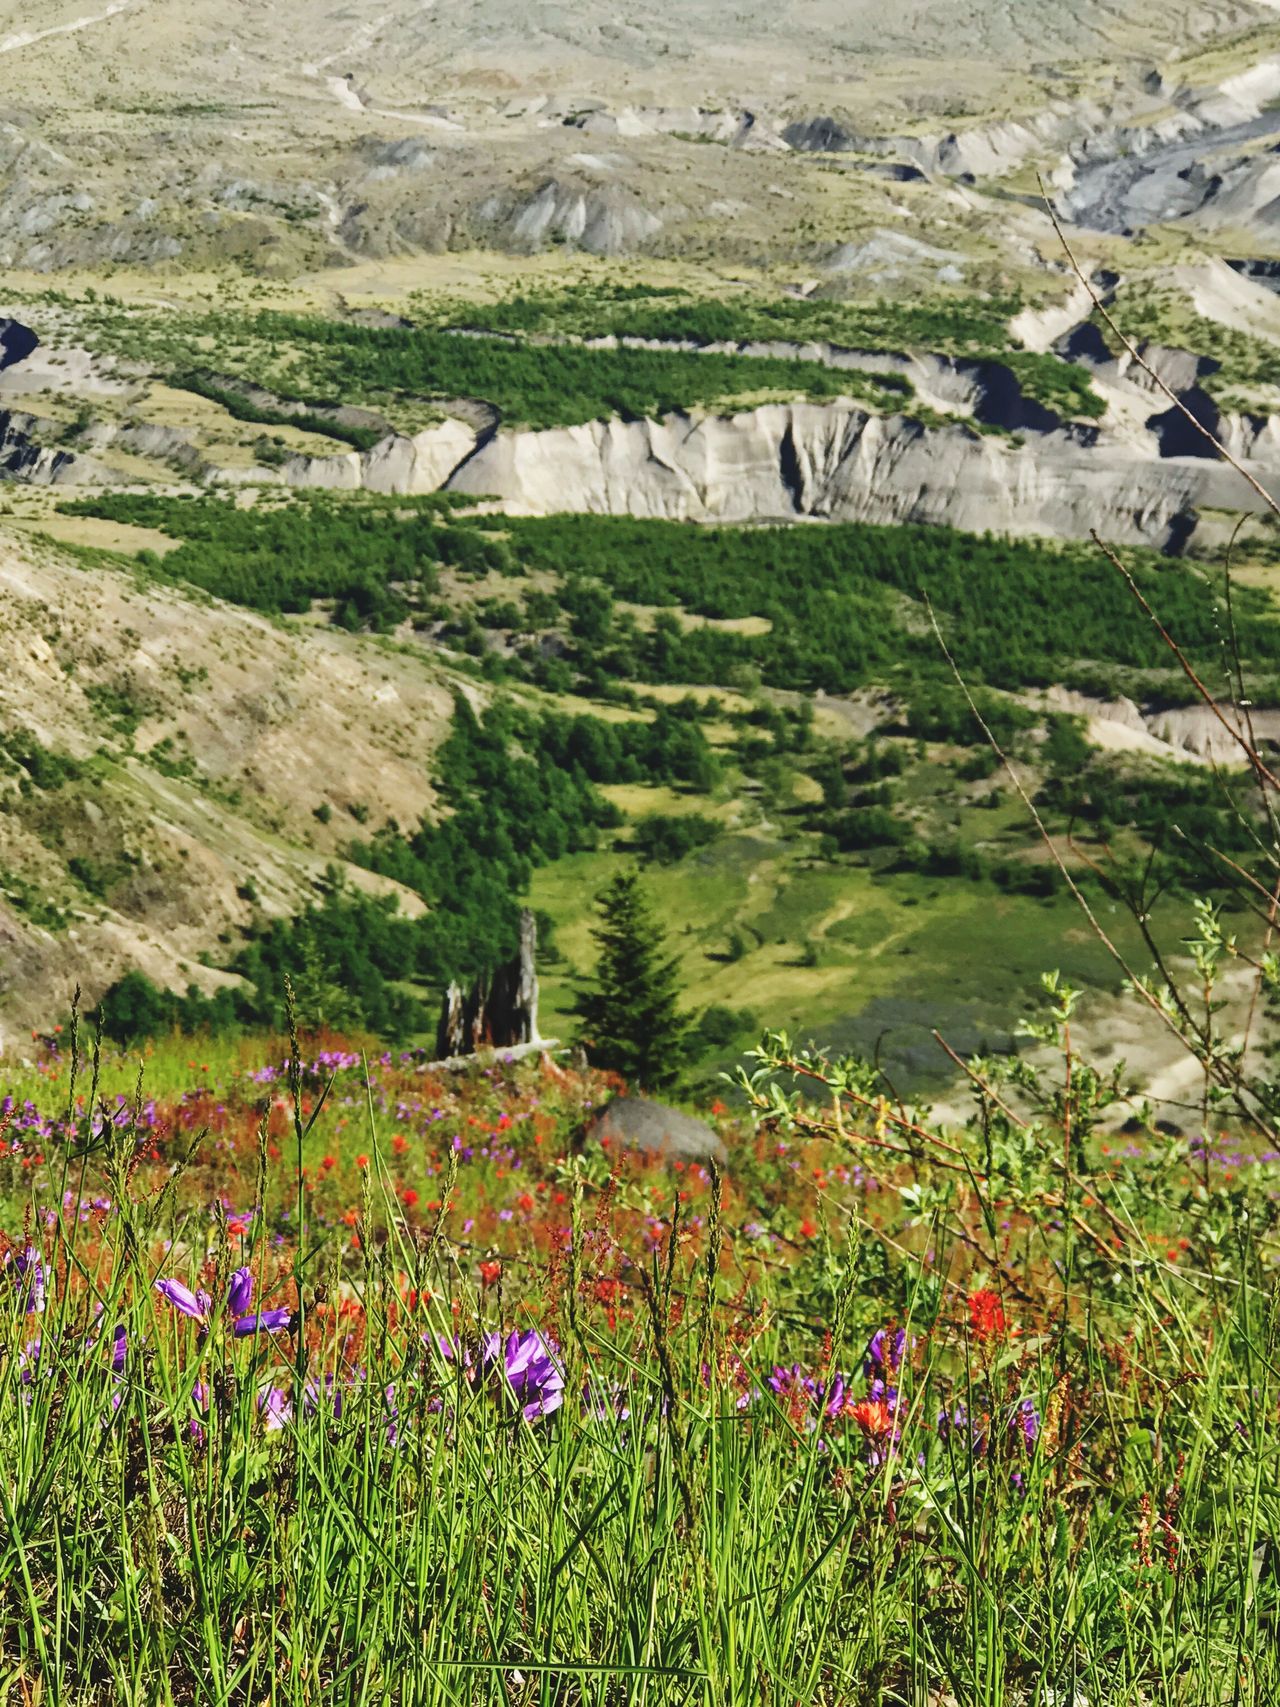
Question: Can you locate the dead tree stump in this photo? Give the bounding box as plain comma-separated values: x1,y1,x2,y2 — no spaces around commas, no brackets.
434,909,540,1058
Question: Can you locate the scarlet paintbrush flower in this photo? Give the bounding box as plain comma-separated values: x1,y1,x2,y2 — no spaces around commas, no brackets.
479,1260,502,1287
401,1188,420,1208
967,1289,1006,1340
847,1398,896,1437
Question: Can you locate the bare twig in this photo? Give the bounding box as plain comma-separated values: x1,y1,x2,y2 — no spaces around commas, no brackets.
1089,531,1280,790
1036,178,1280,527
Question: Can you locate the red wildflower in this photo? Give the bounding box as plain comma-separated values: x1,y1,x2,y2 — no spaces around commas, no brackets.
392,1135,409,1155
517,1193,535,1213
401,1188,420,1209
847,1399,895,1437
321,1155,337,1171
355,1154,369,1171
967,1289,1006,1340
479,1260,502,1287
799,1219,817,1239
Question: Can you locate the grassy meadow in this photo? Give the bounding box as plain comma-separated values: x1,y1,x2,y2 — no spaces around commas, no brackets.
3,966,1280,1704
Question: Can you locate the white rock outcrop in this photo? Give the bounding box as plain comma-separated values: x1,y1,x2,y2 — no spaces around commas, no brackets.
441,401,1265,548
282,418,478,495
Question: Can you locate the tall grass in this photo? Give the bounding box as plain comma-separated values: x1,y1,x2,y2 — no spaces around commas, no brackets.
3,979,1279,1704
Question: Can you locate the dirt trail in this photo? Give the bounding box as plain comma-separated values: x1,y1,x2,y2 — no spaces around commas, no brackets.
0,0,140,57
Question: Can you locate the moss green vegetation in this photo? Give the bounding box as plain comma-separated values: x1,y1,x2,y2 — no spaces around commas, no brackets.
257,311,911,424
26,282,1098,431
60,494,1280,1062
0,733,86,793
64,492,495,628
171,372,385,451
63,495,1279,693
95,693,724,1043
38,294,908,428
424,282,1104,419
495,514,1265,691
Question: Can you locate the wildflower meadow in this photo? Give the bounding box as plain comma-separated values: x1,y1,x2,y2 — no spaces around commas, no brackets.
2,956,1279,1706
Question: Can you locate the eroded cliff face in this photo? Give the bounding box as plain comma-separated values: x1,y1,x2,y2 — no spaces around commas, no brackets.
4,299,1277,553
417,402,1251,548
181,391,1272,550
281,418,480,495
0,409,92,484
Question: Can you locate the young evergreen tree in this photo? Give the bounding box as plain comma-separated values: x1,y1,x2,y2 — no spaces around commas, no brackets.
574,871,691,1092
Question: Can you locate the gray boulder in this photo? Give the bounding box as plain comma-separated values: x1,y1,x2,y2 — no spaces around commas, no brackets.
586,1096,727,1165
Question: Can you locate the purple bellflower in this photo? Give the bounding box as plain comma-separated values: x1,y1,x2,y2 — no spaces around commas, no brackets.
437,1327,565,1422
4,1246,47,1314
154,1266,293,1337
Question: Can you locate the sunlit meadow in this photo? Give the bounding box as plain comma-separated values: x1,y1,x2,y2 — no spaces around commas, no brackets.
2,973,1279,1705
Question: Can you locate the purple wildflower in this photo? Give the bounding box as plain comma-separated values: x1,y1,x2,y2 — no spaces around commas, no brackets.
259,1387,292,1431
1010,1398,1039,1451
439,1327,565,1423
233,1307,295,1337
767,1363,851,1425
226,1267,253,1317
155,1267,291,1337
4,1246,47,1314
155,1277,212,1321
500,1329,565,1421
864,1327,906,1380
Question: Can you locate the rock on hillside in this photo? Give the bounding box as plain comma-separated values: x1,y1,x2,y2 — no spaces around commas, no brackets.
471,178,664,256
585,1096,728,1165
0,535,458,1047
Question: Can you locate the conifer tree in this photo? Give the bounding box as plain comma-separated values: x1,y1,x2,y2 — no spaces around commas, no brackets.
574,871,690,1092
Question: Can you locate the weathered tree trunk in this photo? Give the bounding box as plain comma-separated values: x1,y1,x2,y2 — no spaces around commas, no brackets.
434,909,540,1058
437,982,467,1058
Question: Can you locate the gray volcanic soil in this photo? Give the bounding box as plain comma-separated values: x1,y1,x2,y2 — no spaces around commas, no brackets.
3,0,1280,272
1066,112,1280,232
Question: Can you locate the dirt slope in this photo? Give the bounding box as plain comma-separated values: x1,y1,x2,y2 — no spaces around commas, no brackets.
0,529,456,1047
